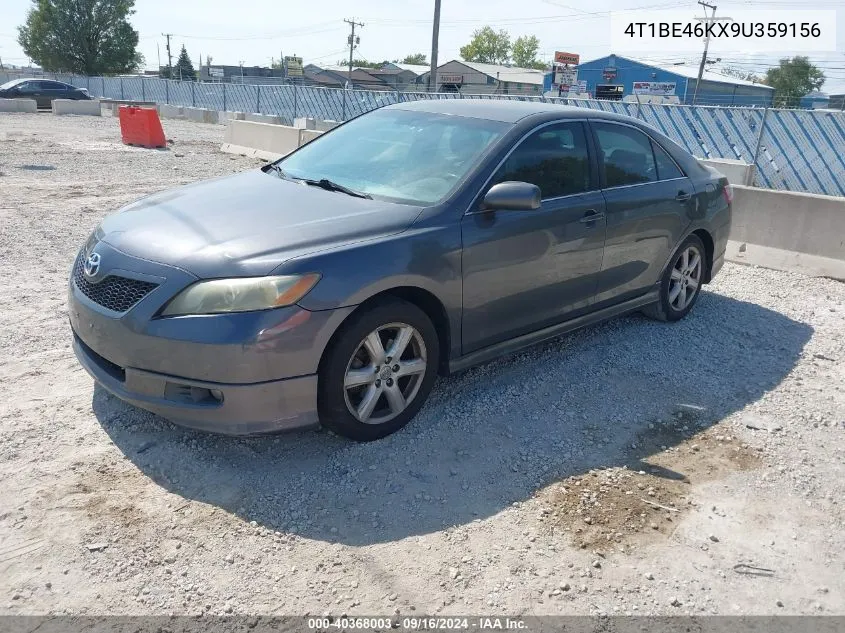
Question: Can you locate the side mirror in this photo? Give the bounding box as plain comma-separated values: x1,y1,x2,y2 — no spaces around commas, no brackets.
482,181,541,211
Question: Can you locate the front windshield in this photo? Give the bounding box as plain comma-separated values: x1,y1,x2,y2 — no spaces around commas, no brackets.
0,80,22,90
278,109,509,205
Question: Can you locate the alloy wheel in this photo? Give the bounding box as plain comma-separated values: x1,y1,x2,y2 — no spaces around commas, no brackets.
668,245,702,311
343,322,428,425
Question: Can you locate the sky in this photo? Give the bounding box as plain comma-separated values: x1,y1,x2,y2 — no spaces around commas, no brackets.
1,0,843,93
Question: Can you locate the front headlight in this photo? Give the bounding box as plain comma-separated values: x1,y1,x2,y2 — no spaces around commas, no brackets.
161,274,320,316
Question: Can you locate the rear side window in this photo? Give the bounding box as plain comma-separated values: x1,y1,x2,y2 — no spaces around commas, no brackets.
652,140,684,180
43,81,68,90
493,122,591,199
593,123,657,188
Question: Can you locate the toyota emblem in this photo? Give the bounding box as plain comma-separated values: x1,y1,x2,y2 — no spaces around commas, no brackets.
84,252,101,278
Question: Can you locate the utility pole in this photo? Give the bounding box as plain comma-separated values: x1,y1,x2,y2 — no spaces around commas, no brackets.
428,0,441,92
692,1,716,105
162,33,173,78
344,18,363,89
238,61,245,83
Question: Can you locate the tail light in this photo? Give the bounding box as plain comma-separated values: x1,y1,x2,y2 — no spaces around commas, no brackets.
722,184,733,206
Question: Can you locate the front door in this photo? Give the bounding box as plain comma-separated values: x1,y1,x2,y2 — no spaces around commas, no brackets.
461,121,606,354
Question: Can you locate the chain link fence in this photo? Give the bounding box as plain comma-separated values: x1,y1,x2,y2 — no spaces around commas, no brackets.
2,72,843,198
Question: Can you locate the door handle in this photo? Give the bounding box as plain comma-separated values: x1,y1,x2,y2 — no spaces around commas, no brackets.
676,191,692,202
579,210,605,224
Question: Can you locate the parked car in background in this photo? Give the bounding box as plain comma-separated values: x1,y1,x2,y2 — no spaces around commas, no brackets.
0,78,91,108
69,100,732,441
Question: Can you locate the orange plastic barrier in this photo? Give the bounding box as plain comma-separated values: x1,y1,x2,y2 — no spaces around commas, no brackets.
118,106,166,149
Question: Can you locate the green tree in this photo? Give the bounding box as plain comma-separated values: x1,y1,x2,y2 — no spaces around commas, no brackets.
335,59,383,69
401,53,427,65
511,35,545,70
764,56,825,107
17,0,142,75
174,45,195,80
460,26,511,65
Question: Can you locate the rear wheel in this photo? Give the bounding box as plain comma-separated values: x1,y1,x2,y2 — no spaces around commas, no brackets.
318,299,439,441
643,235,706,322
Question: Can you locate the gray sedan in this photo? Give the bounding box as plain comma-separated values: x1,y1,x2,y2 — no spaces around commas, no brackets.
69,100,731,441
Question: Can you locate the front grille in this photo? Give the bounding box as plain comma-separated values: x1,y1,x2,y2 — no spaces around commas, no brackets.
73,256,158,313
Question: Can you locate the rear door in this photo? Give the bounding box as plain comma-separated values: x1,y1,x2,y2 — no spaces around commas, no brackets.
43,81,71,102
589,120,694,305
461,120,606,353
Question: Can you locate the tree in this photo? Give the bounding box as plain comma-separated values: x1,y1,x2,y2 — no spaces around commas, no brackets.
401,53,427,65
511,35,545,70
17,0,142,75
764,56,825,107
335,58,383,69
721,66,761,83
174,45,195,80
460,26,511,65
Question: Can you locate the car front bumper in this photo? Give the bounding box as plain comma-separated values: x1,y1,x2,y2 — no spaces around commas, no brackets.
68,243,354,435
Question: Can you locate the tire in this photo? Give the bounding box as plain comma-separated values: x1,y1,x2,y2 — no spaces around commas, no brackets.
642,235,707,322
318,298,440,441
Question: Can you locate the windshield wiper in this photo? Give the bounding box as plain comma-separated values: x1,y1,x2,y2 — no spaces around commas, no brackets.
300,178,372,199
266,163,288,179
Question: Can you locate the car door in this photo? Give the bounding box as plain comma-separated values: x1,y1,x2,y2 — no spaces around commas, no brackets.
43,81,70,102
461,120,607,354
13,81,42,106
589,121,695,306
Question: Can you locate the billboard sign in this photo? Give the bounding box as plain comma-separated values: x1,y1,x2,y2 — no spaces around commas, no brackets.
554,51,580,66
284,56,303,77
208,67,224,78
555,67,578,86
632,81,676,95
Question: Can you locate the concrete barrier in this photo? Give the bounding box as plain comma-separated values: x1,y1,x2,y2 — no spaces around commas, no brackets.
183,107,219,124
52,99,101,116
701,158,756,186
726,185,845,280
159,104,184,119
315,119,340,132
218,111,245,125
220,120,302,160
0,98,37,113
299,129,323,146
100,99,159,116
244,113,283,125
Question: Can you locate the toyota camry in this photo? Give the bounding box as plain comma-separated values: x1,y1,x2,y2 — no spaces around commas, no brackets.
69,100,731,441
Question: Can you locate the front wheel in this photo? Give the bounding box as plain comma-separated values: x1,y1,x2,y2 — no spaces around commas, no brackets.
318,299,439,441
643,235,706,322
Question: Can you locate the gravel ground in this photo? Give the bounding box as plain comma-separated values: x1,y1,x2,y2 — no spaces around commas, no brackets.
1,112,843,618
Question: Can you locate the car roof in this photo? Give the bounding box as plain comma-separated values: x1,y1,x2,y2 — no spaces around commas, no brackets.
385,98,644,125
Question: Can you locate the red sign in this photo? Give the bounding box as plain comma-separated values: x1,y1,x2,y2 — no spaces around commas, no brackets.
554,51,580,66
602,66,618,81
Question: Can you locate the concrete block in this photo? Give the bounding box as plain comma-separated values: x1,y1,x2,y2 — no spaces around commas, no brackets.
220,120,302,160
315,119,340,132
244,113,283,125
701,158,755,186
218,111,245,125
725,240,845,282
52,99,101,116
159,104,185,119
0,98,37,113
184,107,219,124
729,185,845,264
294,117,316,130
299,129,323,146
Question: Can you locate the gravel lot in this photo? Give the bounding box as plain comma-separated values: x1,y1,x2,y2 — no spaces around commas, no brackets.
1,112,843,618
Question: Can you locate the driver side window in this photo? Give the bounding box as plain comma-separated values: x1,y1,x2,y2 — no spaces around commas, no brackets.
492,121,591,199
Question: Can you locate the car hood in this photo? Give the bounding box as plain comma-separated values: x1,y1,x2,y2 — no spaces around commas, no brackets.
98,170,423,278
